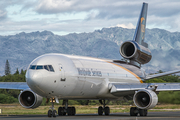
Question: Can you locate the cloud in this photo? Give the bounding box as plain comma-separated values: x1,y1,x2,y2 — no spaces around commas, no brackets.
32,0,180,20
35,0,76,14
148,1,180,17
112,23,136,29
0,0,180,36
34,0,141,18
0,10,7,20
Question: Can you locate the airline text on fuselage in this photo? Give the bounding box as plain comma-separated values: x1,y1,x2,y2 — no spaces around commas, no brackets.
77,68,102,77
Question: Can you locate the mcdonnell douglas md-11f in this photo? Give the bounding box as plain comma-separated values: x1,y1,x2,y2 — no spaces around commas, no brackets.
1,2,180,117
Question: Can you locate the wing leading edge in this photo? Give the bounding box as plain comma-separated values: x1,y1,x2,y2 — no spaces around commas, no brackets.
0,82,29,90
109,83,180,97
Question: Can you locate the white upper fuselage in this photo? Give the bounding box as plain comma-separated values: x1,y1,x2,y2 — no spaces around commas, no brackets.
25,53,144,100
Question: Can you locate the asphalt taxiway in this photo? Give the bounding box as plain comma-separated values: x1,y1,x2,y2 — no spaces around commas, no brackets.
1,111,180,120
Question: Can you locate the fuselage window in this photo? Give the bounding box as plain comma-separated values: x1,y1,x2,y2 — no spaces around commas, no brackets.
30,65,36,70
36,65,43,70
44,65,49,71
48,65,55,72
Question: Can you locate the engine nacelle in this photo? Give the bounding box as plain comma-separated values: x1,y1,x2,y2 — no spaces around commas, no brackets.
18,89,43,109
133,89,158,109
119,41,152,64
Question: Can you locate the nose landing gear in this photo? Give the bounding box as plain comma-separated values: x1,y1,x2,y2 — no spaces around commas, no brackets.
48,98,57,117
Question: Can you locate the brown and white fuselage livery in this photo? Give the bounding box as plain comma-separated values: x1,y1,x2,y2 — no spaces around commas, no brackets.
1,2,180,117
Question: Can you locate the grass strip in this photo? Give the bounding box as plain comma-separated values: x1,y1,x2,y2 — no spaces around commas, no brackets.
0,104,180,115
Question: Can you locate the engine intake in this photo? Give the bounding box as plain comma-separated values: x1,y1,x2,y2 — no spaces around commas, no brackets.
120,41,152,64
133,89,158,109
18,89,43,109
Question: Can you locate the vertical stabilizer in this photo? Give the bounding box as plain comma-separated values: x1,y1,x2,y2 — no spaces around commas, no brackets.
120,3,151,66
133,3,148,48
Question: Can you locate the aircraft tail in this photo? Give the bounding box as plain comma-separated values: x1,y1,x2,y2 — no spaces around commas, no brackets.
133,2,148,48
119,3,151,65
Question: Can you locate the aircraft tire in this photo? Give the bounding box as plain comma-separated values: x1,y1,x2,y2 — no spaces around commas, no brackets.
67,107,73,116
130,107,138,116
48,110,52,117
98,106,103,115
58,107,63,116
72,107,76,115
52,110,57,117
139,109,147,116
104,106,110,115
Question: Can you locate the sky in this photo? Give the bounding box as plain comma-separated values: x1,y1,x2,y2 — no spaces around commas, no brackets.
0,0,180,36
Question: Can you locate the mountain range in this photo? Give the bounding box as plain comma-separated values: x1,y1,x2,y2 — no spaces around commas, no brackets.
0,27,180,75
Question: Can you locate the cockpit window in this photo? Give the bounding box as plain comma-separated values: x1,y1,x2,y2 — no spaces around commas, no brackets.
48,65,54,72
29,64,54,72
44,65,49,71
36,65,43,70
30,65,36,69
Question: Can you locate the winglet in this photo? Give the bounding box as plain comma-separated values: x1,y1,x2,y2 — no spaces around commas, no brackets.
133,2,148,48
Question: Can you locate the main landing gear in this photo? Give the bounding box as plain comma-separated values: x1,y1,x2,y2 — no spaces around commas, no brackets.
48,98,57,117
98,100,110,115
130,107,148,116
48,99,76,117
58,100,76,116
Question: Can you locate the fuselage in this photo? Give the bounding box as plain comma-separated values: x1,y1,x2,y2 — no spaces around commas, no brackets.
25,53,145,100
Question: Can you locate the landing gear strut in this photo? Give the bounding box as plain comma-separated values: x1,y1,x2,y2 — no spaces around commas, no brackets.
48,98,57,117
98,100,110,115
130,107,147,116
58,100,76,116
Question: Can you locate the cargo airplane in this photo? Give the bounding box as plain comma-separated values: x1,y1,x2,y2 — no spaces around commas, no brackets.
1,2,180,117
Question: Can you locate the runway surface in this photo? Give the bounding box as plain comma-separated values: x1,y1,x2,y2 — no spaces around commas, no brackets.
1,111,180,120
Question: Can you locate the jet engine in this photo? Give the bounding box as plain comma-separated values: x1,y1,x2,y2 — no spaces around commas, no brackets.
119,41,152,64
133,89,158,109
18,89,43,109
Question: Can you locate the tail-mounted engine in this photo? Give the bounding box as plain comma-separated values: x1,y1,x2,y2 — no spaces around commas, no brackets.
133,89,158,109
119,41,152,65
18,89,43,109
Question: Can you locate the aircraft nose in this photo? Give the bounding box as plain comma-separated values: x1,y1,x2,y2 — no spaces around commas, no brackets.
26,70,43,88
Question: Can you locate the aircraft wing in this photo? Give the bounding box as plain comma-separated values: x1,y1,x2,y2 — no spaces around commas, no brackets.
0,82,29,90
109,83,180,97
145,69,180,80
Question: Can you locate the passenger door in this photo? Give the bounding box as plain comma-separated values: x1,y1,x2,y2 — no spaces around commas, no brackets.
59,64,65,81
